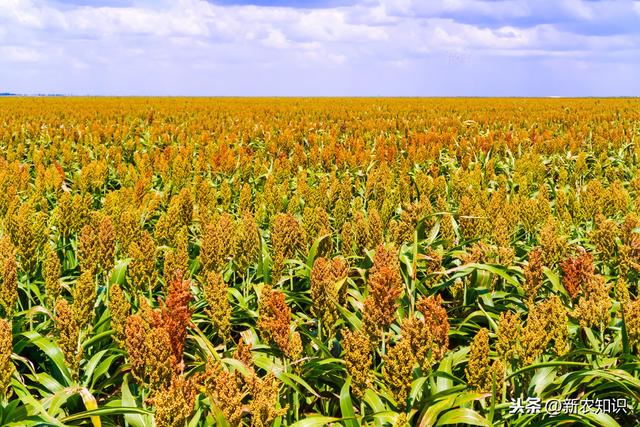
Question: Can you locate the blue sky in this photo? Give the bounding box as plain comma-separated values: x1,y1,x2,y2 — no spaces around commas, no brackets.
1,0,639,96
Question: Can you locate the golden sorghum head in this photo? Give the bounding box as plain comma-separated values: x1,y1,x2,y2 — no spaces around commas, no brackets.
163,226,190,283
310,257,340,336
370,244,401,279
333,198,350,232
218,180,232,212
270,213,306,283
465,328,495,393
52,193,91,237
332,257,349,305
539,216,568,268
72,270,97,330
560,248,594,299
590,213,619,261
55,298,81,377
6,201,48,274
288,330,303,362
340,221,354,256
367,207,384,250
109,284,130,348
234,212,261,275
155,189,193,247
578,179,605,222
98,214,116,272
0,239,18,318
175,187,194,227
117,208,141,258
399,317,431,374
573,274,612,329
202,270,231,342
491,358,505,395
78,222,100,272
202,359,246,426
341,328,372,399
624,299,640,352
543,296,569,357
496,311,521,363
257,286,292,356
128,230,158,293
144,326,178,393
393,413,410,427
200,213,235,273
458,192,490,241
620,212,640,245
249,374,287,427
383,337,415,408
152,375,197,427
491,214,514,249
415,294,450,363
615,278,630,308
78,213,115,273
363,262,403,341
239,182,253,214
125,314,149,385
42,245,61,305
520,296,569,366
233,338,253,370
303,206,330,244
0,318,13,399
523,247,543,301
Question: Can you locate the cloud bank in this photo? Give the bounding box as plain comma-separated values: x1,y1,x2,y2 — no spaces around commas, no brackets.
0,0,639,95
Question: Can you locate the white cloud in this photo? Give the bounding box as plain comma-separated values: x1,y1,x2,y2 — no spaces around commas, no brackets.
0,45,43,62
0,0,638,95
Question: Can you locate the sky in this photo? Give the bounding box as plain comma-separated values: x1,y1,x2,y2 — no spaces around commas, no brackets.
0,0,639,96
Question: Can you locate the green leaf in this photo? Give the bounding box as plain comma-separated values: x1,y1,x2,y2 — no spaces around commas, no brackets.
61,407,153,423
435,408,489,427
340,377,358,427
121,374,150,427
289,416,341,427
21,331,72,386
109,259,130,285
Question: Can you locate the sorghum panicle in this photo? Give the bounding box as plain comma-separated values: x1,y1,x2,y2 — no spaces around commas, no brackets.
109,284,131,348
72,270,97,330
560,248,594,299
42,245,61,305
200,213,235,273
496,311,521,363
363,261,403,341
203,270,231,342
152,375,197,427
128,230,158,292
202,359,246,426
573,274,612,329
383,337,415,408
465,328,501,393
249,374,287,427
144,326,178,393
164,229,190,284
160,272,193,365
624,298,640,351
270,213,306,283
234,212,261,275
257,286,297,358
0,238,18,318
0,319,13,399
55,298,81,376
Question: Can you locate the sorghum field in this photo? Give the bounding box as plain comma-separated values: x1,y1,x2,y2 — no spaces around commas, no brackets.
0,97,640,426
